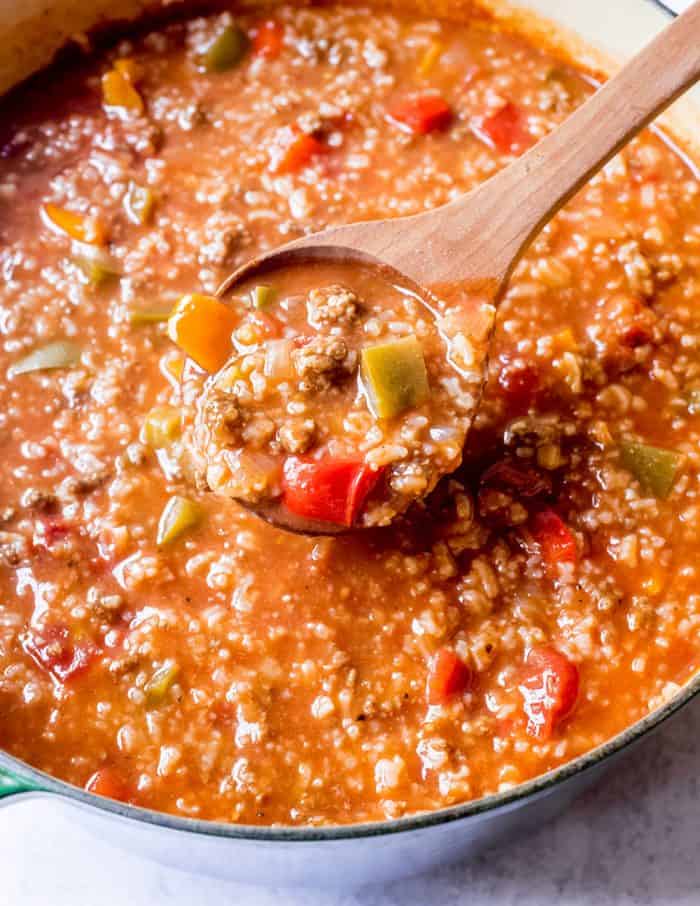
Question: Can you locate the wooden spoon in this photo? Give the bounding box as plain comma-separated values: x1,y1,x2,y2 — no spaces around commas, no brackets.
218,0,700,535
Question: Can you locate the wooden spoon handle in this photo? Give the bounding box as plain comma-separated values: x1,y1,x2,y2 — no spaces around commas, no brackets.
450,0,700,285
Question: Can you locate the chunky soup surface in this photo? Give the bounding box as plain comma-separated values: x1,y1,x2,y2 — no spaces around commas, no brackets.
1,3,700,825
185,262,490,528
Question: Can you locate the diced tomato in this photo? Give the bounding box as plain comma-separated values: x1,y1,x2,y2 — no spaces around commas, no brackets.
473,102,533,154
387,93,453,135
248,310,283,339
519,646,579,738
85,767,130,802
23,623,97,684
427,648,472,705
270,127,327,175
252,20,284,59
281,457,384,526
498,359,539,414
531,508,577,568
36,517,70,548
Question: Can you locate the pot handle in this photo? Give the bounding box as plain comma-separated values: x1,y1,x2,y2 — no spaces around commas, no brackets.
0,764,43,799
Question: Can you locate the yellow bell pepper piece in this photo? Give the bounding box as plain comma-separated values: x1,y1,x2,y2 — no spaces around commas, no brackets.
157,495,202,547
142,406,182,447
418,40,444,77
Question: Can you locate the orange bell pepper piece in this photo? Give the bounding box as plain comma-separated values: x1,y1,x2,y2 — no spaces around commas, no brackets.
167,294,239,373
102,69,144,114
114,58,143,83
41,203,107,245
270,127,326,175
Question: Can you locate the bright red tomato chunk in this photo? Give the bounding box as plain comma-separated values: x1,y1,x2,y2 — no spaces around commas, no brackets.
281,457,384,526
427,648,472,705
474,102,533,154
23,623,97,684
531,509,577,568
387,93,453,134
85,767,130,802
252,20,284,58
519,646,579,738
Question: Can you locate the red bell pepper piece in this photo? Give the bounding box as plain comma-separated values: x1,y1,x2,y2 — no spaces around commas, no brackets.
519,646,579,738
253,20,284,59
474,102,533,154
85,767,130,802
531,508,577,568
427,648,472,705
387,93,453,135
270,127,327,175
281,457,384,526
23,623,97,684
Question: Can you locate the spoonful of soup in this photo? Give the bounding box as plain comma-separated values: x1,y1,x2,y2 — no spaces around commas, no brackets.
172,0,700,534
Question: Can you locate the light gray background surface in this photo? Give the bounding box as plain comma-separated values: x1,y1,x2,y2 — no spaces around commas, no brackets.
2,0,695,902
3,697,700,904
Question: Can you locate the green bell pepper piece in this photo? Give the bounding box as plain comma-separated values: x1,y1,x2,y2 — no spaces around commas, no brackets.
144,661,180,707
200,24,249,73
361,335,429,419
620,440,683,498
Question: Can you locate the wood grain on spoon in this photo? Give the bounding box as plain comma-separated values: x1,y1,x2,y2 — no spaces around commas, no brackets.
217,0,700,534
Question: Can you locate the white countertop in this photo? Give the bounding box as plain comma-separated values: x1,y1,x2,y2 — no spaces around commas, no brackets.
4,694,700,905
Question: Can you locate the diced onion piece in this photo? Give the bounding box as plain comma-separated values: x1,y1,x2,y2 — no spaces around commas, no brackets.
620,440,683,498
9,340,81,377
124,181,155,225
144,661,180,707
142,406,182,447
167,293,239,373
264,338,294,380
42,204,107,246
361,335,430,419
200,24,249,72
156,495,202,546
71,242,121,286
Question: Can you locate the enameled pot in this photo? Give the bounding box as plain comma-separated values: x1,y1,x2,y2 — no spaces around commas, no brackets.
1,0,698,887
